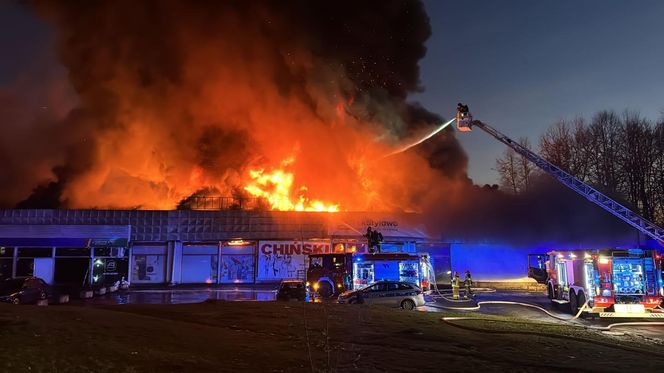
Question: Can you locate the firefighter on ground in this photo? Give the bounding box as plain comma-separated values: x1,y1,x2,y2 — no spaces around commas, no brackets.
451,272,461,300
464,270,474,299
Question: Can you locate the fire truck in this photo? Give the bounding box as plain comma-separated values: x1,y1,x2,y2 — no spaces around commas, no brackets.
528,249,664,317
306,252,431,298
457,104,664,315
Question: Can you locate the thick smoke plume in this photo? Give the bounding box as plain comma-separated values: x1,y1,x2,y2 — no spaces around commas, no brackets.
3,0,468,211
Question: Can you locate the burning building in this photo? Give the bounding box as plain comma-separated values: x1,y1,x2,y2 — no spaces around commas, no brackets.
0,2,648,289
0,209,452,287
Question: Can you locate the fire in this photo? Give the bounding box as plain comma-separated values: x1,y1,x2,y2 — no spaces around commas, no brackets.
244,158,339,212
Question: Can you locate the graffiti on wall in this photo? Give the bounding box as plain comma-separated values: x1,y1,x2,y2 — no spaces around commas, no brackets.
257,241,331,280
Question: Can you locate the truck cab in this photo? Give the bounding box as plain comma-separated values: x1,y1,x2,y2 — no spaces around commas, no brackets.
306,253,352,298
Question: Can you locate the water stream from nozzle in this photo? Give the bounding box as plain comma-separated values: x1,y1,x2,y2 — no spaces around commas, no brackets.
383,117,456,158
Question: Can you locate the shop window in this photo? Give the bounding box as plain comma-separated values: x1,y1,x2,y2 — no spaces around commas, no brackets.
181,254,218,283
93,247,112,257
184,245,218,255
16,258,34,277
220,244,255,283
17,248,52,258
92,258,129,286
56,248,91,257
131,254,166,283
54,258,89,284
0,247,14,257
0,259,12,280
221,245,254,255
220,255,254,283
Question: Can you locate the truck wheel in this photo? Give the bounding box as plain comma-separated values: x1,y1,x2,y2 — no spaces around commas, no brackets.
401,299,415,310
547,284,554,299
576,292,586,314
318,282,333,298
569,291,578,314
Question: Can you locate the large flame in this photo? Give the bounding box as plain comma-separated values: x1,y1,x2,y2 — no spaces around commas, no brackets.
244,157,339,212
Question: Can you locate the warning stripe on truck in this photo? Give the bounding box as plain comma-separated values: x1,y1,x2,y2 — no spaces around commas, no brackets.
599,312,664,318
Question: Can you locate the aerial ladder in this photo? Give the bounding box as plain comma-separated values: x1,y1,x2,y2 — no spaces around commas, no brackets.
455,104,664,245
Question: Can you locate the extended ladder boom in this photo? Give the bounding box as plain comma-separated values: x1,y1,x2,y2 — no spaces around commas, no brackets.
466,117,664,243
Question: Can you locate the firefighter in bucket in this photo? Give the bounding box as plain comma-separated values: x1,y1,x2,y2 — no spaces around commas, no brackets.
456,103,473,132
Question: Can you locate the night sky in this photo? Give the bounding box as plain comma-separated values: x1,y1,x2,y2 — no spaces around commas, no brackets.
2,1,663,186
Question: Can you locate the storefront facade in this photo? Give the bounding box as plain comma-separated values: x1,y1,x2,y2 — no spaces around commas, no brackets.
0,209,451,285
0,224,130,286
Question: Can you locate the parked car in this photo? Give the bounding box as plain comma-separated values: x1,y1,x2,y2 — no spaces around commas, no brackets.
337,280,425,310
0,277,50,305
277,279,306,301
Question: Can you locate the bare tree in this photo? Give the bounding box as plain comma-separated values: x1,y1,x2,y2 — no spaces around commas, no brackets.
539,120,574,173
496,147,519,194
495,138,537,194
570,118,592,181
539,118,591,181
535,110,664,227
653,120,664,223
517,137,537,193
617,112,656,221
587,111,622,192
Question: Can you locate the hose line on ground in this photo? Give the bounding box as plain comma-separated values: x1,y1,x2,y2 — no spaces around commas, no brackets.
430,299,590,321
436,300,664,331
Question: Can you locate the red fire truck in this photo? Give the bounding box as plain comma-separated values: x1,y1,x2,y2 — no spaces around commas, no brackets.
306,252,431,298
528,248,664,317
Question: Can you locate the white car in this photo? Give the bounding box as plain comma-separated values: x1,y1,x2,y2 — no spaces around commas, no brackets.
337,281,425,310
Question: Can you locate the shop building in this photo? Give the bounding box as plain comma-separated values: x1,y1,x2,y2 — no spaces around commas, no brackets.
0,209,452,286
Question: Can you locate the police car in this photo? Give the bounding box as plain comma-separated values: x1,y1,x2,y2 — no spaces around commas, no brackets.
337,280,425,310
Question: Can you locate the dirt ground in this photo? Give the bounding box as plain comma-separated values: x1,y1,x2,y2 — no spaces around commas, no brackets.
1,301,663,372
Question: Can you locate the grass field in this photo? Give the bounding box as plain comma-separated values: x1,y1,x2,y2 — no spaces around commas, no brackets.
1,300,663,372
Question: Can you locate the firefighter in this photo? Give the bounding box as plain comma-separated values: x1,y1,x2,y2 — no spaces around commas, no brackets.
365,227,375,254
451,272,461,300
464,270,474,299
374,230,383,253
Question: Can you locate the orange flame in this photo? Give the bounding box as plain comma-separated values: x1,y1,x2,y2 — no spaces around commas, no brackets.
244,158,339,212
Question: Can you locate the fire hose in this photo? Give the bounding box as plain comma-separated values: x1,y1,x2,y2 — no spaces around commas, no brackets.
431,299,590,321
422,258,664,331
433,298,664,332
